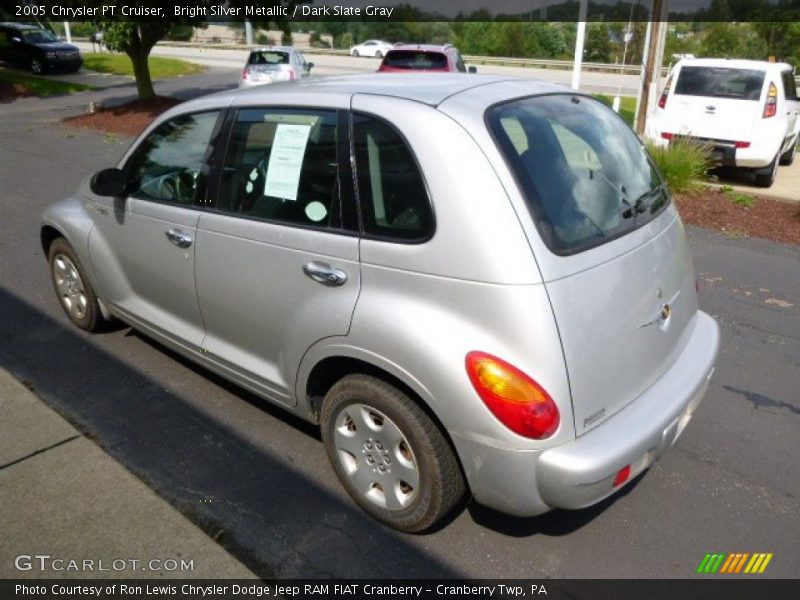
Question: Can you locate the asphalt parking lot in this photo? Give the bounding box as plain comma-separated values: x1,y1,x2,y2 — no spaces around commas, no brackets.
0,73,798,579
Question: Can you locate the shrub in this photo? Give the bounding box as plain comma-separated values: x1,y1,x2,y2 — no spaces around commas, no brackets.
255,32,269,46
646,137,714,194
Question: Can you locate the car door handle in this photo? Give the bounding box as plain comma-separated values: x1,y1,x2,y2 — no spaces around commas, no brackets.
302,261,347,287
165,228,193,248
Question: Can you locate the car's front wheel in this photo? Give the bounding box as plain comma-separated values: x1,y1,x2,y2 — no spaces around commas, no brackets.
30,58,44,75
352,50,360,57
48,237,105,332
320,374,465,532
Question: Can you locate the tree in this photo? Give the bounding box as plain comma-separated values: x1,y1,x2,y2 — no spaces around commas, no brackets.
99,22,174,100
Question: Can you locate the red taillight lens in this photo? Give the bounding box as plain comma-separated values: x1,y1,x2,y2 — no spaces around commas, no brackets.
613,465,631,488
465,352,559,439
661,132,674,141
658,76,672,109
242,67,249,80
289,69,297,81
763,82,778,118
735,141,751,149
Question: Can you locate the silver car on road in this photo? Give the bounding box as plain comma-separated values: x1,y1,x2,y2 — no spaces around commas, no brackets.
41,74,720,532
239,46,313,88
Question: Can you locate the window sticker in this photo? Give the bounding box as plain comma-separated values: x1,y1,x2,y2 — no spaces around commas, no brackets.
304,201,328,222
264,123,311,201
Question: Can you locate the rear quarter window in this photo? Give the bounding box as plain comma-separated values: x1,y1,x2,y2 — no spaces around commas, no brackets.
674,66,765,100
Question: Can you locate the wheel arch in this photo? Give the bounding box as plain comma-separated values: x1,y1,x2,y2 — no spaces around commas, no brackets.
300,350,469,492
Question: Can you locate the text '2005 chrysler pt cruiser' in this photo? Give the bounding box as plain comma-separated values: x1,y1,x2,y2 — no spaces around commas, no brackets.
41,74,719,532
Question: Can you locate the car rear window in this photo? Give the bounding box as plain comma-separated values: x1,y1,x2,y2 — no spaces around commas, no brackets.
488,95,667,255
383,51,448,70
248,51,289,66
674,66,765,100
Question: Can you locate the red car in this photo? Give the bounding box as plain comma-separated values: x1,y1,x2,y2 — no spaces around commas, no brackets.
377,44,476,74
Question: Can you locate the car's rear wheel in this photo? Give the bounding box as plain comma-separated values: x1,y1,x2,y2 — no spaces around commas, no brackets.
352,50,360,57
30,58,44,75
779,140,796,166
48,237,104,332
753,153,779,188
375,50,384,58
320,374,465,532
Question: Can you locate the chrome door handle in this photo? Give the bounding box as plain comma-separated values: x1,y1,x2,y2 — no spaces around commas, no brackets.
302,261,347,287
165,228,193,248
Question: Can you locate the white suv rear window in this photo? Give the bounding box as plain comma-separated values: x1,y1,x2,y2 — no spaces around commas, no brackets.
674,66,765,100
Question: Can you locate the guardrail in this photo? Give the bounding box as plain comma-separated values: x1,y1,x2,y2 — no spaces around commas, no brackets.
462,55,670,77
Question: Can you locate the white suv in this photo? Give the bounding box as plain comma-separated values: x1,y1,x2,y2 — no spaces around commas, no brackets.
649,58,799,187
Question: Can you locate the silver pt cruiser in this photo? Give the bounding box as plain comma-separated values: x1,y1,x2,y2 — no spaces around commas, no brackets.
41,74,720,532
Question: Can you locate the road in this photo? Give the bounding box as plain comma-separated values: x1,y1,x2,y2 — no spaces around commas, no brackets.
1,73,798,579
72,41,643,96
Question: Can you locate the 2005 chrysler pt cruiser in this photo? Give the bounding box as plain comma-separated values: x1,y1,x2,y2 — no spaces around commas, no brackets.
41,74,719,532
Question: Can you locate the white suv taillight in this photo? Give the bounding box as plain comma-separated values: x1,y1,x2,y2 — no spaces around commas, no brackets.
763,82,778,118
242,67,250,80
658,75,673,109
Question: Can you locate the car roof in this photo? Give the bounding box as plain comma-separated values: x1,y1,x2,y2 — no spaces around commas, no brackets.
0,22,40,31
182,73,569,113
389,44,458,54
677,58,793,71
250,46,297,54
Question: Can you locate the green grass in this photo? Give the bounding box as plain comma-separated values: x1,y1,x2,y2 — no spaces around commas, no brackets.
0,69,95,96
593,94,637,126
82,53,204,79
646,137,714,194
720,185,756,208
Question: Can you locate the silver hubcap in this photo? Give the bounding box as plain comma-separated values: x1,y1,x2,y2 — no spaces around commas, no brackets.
334,404,419,511
53,254,87,321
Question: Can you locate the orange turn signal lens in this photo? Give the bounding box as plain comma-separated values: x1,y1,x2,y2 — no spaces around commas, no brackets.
466,352,559,439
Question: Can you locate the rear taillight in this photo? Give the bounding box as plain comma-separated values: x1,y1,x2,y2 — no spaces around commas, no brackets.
735,141,751,149
466,352,560,439
242,67,250,80
661,132,674,141
763,82,778,118
288,69,297,81
658,75,673,109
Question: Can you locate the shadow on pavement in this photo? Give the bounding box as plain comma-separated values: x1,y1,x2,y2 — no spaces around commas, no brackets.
0,287,462,579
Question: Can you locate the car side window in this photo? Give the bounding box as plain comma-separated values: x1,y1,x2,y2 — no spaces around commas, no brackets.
125,111,220,205
216,108,340,229
352,114,433,241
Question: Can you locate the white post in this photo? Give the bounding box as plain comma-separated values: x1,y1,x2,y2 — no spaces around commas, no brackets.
63,22,71,43
571,0,588,90
245,20,253,46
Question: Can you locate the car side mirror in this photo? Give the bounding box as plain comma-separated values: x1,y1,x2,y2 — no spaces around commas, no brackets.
468,66,477,74
90,168,126,197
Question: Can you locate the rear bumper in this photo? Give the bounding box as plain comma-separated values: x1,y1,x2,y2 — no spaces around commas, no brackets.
452,311,720,517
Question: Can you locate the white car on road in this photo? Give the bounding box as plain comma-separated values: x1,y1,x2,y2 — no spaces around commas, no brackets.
649,58,799,187
350,40,393,58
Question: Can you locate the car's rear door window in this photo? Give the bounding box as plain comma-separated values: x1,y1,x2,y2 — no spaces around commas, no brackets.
488,95,666,255
215,108,343,230
674,66,765,100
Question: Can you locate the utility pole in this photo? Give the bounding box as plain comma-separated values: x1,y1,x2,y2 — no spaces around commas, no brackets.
635,0,666,136
571,0,588,90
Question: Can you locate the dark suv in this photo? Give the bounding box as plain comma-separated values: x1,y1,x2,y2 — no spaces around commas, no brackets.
0,23,82,74
378,44,476,74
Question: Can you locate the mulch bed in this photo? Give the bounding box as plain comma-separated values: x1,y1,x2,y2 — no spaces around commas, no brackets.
0,81,32,101
64,96,181,136
675,188,800,247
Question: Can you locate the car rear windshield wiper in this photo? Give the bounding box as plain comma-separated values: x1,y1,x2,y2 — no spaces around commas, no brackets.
622,184,665,219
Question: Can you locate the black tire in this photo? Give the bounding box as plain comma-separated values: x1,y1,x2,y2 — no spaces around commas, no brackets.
352,50,360,57
48,237,105,332
320,374,465,532
753,153,779,188
375,50,384,58
30,58,44,75
779,141,796,166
